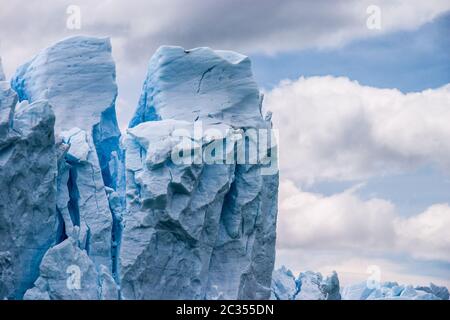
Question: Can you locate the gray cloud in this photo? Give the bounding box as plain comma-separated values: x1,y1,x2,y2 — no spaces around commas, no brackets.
1,0,449,76
1,0,447,128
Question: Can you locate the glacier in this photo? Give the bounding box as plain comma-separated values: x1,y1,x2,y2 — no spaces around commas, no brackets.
270,267,341,300
271,266,449,300
120,46,278,300
11,36,122,273
4,35,444,302
129,46,266,129
0,83,57,299
2,36,123,299
0,37,278,300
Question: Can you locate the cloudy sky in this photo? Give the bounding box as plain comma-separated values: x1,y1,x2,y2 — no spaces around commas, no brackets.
1,0,449,287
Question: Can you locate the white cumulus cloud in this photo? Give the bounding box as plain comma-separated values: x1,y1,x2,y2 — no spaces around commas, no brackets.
265,76,450,184
277,179,450,263
396,204,450,261
277,180,396,250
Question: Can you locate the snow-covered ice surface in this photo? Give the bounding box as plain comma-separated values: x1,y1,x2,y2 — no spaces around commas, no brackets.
129,46,266,129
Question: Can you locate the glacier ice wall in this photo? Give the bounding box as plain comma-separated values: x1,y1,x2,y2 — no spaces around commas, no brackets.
129,46,266,129
0,72,57,299
120,46,278,300
1,39,278,300
121,120,236,299
8,36,123,299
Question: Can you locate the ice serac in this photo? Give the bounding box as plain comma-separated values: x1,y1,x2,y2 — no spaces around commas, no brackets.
129,46,266,129
321,271,341,300
270,267,341,300
415,283,449,300
10,37,122,297
120,46,278,299
0,65,58,299
23,237,118,300
121,120,235,299
270,266,299,300
295,272,326,300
